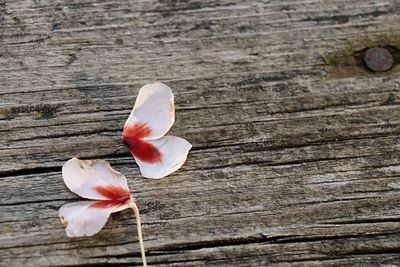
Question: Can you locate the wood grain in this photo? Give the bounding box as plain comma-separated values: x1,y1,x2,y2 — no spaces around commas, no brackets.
1,0,400,266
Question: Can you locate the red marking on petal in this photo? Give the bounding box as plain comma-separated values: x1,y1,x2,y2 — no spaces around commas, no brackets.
89,186,131,209
90,185,131,208
125,138,162,163
122,123,152,140
90,199,128,209
122,123,162,163
95,185,131,200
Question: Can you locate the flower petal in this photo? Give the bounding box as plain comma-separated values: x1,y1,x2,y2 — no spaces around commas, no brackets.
123,82,174,140
62,158,130,200
132,136,192,179
58,201,129,237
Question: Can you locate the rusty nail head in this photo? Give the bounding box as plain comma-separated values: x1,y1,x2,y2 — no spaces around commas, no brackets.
363,48,393,72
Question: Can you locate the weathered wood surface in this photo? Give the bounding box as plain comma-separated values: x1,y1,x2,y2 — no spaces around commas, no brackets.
1,0,400,266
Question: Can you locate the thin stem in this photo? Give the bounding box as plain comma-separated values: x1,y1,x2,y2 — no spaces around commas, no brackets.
129,199,147,267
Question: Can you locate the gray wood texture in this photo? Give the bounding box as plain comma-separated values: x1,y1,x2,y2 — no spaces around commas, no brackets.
1,0,400,266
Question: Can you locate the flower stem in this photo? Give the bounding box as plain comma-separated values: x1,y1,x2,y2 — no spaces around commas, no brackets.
129,199,147,267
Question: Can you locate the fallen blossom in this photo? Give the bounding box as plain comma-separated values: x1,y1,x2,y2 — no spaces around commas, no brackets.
122,82,192,179
59,157,147,266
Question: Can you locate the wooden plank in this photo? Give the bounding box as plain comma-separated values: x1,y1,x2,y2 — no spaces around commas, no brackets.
1,0,400,266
